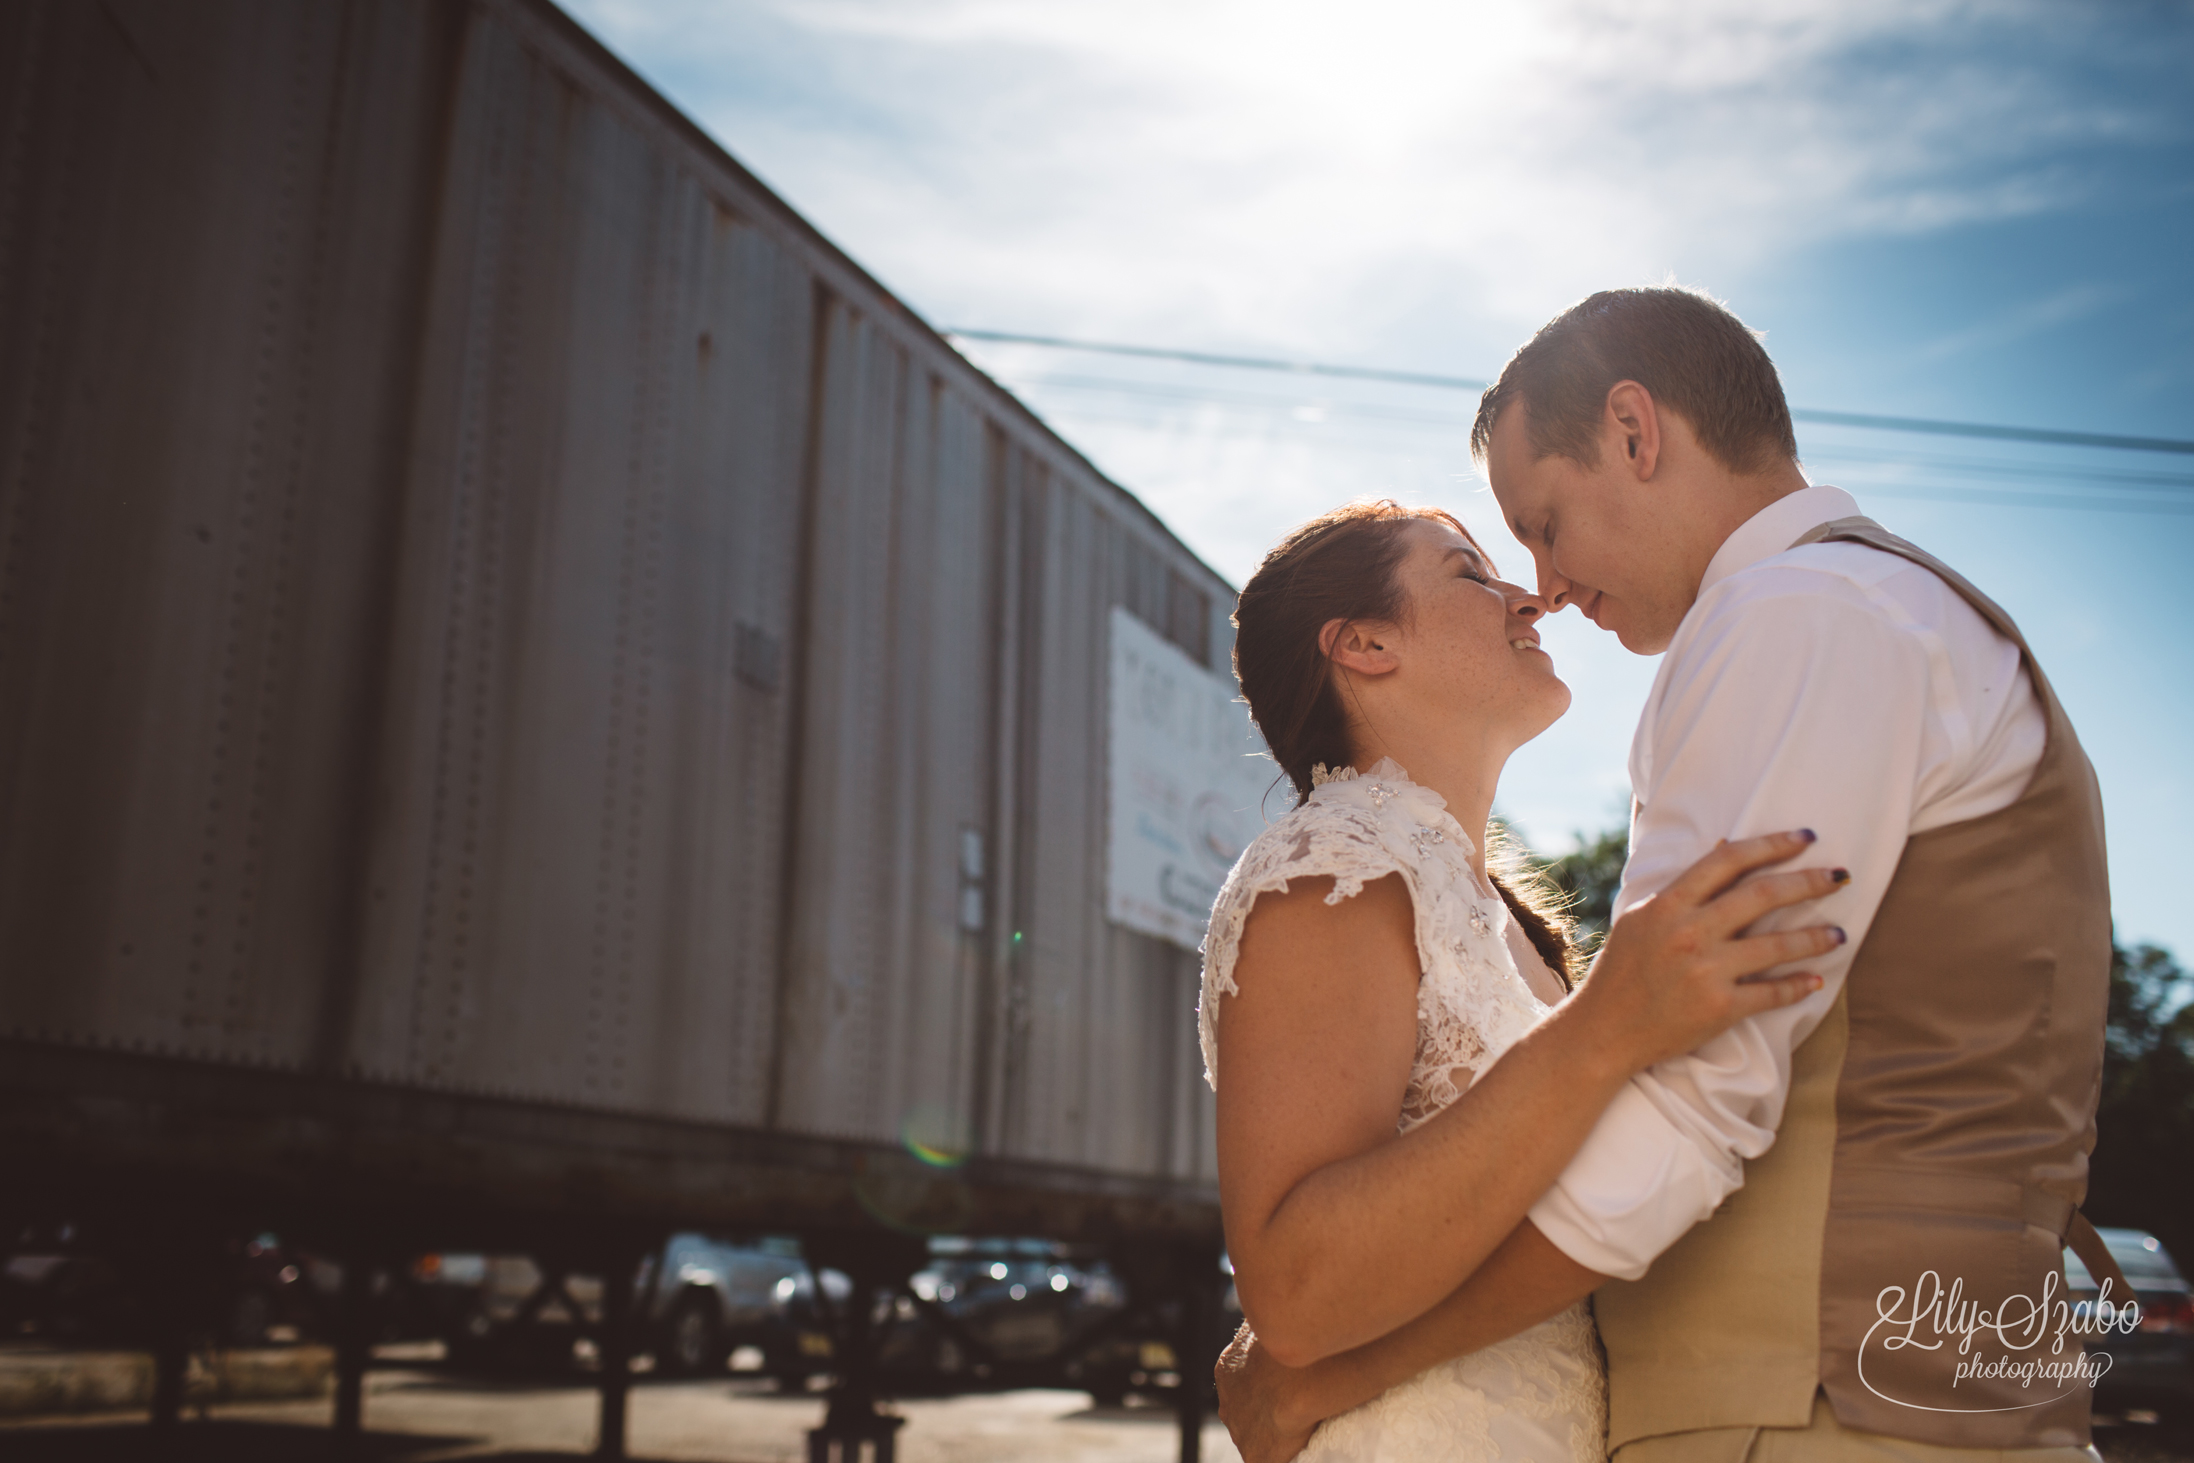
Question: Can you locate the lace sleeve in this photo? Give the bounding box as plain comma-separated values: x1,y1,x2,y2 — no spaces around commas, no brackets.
1197,796,1434,1091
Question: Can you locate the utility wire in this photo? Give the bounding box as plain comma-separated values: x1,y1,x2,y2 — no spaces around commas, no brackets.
1788,411,2194,456
981,367,2194,499
946,328,2194,456
984,368,2194,493
947,329,1490,392
965,356,2194,515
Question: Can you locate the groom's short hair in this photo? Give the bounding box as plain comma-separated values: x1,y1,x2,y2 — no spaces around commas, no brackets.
1471,287,1798,475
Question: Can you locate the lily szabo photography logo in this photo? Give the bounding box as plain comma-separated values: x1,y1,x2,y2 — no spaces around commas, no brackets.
1861,1271,2142,1411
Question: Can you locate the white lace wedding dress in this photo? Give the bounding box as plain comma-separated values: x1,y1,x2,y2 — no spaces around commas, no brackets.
1199,759,1608,1463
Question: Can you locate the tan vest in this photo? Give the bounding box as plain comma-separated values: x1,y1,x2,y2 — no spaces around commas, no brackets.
1595,519,2113,1452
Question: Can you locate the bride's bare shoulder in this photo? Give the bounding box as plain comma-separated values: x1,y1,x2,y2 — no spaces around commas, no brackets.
1236,869,1413,955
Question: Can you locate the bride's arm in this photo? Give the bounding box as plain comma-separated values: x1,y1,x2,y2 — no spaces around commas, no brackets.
1218,831,1839,1368
1217,1221,1598,1463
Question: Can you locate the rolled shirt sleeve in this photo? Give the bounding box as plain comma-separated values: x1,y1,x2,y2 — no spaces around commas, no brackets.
1527,573,1933,1280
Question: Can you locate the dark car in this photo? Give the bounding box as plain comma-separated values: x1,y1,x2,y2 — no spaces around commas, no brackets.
854,1238,1231,1405
2,1227,336,1347
883,1244,1122,1380
2065,1227,2194,1425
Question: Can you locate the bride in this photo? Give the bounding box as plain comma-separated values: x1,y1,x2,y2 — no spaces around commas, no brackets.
1202,498,1844,1461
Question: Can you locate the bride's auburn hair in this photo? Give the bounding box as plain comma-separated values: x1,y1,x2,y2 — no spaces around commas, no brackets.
1231,497,1577,984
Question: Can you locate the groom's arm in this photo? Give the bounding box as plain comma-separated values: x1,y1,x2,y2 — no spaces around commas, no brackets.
1526,580,1932,1278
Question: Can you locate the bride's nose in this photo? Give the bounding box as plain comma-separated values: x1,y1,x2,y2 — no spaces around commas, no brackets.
1505,586,1553,621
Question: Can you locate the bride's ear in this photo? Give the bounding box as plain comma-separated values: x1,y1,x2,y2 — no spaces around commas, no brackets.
1320,618,1400,677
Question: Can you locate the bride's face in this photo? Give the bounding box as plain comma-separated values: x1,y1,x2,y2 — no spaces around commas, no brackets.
1377,519,1570,743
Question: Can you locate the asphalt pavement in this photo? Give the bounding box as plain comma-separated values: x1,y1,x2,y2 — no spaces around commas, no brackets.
2,1366,2187,1462
0,1370,1243,1462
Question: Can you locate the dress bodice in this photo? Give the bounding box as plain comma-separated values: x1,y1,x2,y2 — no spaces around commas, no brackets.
1198,758,1608,1462
1199,759,1551,1130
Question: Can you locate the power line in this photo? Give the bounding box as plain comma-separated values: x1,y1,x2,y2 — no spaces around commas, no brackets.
946,329,1490,392
986,369,2194,493
1858,484,2194,516
1800,444,2194,491
1789,410,2194,457
973,363,2194,516
945,328,2194,456
978,366,2194,510
993,371,1470,428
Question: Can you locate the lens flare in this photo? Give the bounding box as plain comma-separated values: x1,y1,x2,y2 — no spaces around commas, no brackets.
899,1104,971,1169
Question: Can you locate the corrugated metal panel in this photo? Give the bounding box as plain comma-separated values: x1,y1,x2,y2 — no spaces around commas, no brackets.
344,8,813,1123
0,0,1229,1204
997,476,1220,1183
0,0,463,1068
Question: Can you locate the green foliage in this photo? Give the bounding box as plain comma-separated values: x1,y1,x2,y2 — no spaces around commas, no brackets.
1540,825,1629,951
2086,941,2194,1268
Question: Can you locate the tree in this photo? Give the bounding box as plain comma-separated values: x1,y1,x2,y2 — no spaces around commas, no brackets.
1539,825,1628,951
2085,940,2194,1269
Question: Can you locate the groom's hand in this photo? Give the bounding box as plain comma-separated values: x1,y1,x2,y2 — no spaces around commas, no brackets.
1216,1323,1320,1463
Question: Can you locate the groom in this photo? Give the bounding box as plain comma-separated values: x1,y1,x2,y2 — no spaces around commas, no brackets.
1216,287,2116,1461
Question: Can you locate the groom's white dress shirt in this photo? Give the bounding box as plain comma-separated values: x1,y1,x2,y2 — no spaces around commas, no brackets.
1526,484,2049,1280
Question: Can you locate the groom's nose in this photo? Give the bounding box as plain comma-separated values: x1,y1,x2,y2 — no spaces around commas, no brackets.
1534,556,1574,610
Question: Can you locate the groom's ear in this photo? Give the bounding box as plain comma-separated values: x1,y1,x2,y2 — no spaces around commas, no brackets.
1604,380,1663,483
1320,618,1401,677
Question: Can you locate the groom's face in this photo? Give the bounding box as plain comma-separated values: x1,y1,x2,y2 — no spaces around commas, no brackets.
1483,406,1696,655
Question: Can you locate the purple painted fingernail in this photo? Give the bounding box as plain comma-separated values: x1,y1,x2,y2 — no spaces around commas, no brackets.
1800,828,1818,843
1831,868,1851,884
1833,927,1848,945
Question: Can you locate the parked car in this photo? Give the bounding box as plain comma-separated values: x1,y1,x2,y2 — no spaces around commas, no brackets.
650,1234,815,1378
418,1234,819,1380
2065,1227,2194,1424
1,1226,338,1347
881,1242,1122,1380
856,1237,1236,1405
411,1232,1229,1403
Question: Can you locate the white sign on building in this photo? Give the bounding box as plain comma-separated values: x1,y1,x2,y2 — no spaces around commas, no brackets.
1107,605,1274,951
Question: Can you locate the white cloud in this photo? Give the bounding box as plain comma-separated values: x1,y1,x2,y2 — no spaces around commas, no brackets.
1915,282,2125,360
565,0,2157,366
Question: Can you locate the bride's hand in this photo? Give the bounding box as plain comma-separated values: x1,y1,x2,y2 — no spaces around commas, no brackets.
1216,1323,1319,1463
1572,830,1845,1072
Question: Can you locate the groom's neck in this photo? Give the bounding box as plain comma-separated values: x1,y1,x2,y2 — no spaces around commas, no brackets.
1659,457,1815,624
1687,457,1811,552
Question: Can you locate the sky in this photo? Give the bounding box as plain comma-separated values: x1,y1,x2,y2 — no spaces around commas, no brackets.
562,0,2194,957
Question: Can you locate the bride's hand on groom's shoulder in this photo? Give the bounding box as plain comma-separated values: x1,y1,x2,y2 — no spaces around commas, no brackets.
1572,829,1847,1074
1216,1323,1320,1463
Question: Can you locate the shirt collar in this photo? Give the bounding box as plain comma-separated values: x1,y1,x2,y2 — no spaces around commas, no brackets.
1696,484,1862,598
